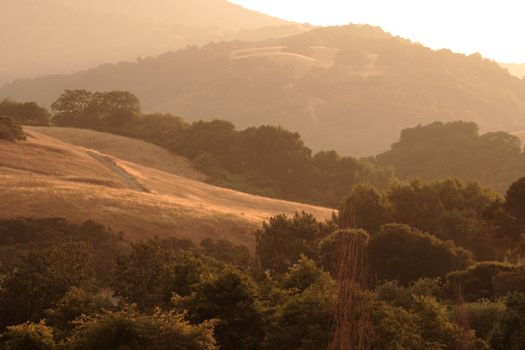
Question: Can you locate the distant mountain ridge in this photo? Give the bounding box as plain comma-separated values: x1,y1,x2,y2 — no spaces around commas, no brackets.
2,25,525,155
0,0,308,84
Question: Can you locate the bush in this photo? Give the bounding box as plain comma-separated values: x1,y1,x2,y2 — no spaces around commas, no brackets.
0,116,25,141
0,99,50,126
64,307,217,350
0,321,55,350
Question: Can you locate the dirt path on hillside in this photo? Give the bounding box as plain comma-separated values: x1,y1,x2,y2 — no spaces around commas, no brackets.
87,151,149,192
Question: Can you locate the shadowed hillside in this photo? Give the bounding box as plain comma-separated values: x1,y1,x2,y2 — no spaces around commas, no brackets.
3,25,525,156
0,129,332,247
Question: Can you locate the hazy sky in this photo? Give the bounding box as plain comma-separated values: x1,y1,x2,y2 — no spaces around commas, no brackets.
231,0,524,63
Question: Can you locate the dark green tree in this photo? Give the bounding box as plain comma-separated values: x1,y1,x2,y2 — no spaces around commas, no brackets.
174,270,264,350
255,212,334,274
369,224,473,285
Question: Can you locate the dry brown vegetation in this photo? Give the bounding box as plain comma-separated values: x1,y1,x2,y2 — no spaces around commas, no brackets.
0,128,333,247
27,126,207,181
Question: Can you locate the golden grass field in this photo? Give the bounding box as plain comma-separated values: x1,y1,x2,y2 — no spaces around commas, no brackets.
27,126,207,181
0,128,333,248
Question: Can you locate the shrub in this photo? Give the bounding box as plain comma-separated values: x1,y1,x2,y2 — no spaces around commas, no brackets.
0,116,25,141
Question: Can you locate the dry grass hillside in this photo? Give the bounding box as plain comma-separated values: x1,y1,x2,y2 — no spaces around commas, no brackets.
0,129,333,248
27,127,207,181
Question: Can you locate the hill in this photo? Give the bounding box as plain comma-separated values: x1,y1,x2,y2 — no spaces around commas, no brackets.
3,25,525,156
0,0,308,84
0,128,332,247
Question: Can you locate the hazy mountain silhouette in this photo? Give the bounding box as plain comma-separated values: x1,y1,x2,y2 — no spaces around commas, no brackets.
2,25,525,155
0,0,307,84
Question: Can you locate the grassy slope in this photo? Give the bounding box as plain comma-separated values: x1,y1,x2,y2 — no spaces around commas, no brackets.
27,126,207,181
0,128,333,248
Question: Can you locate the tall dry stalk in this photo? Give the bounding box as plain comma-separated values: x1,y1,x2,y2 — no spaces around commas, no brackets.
328,230,373,350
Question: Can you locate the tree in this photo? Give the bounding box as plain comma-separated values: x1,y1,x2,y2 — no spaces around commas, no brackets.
0,116,25,141
377,121,525,194
490,293,525,350
112,239,176,310
173,270,264,350
445,262,518,301
338,184,391,233
200,238,250,268
0,321,55,350
372,301,424,350
44,287,114,337
466,299,505,343
255,212,334,274
369,224,473,285
0,99,50,126
263,278,334,350
51,89,140,128
64,307,217,350
51,89,93,126
505,177,525,221
0,242,94,328
88,91,140,127
280,255,331,293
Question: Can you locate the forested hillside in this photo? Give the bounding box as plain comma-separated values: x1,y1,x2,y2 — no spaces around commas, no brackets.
3,25,525,155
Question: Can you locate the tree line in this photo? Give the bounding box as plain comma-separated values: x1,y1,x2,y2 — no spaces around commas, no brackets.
3,90,525,207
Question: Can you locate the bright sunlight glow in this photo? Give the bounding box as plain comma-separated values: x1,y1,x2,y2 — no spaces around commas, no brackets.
230,0,525,63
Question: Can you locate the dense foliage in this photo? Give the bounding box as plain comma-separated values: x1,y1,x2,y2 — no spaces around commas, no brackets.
377,121,525,194
339,178,507,260
0,195,524,349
